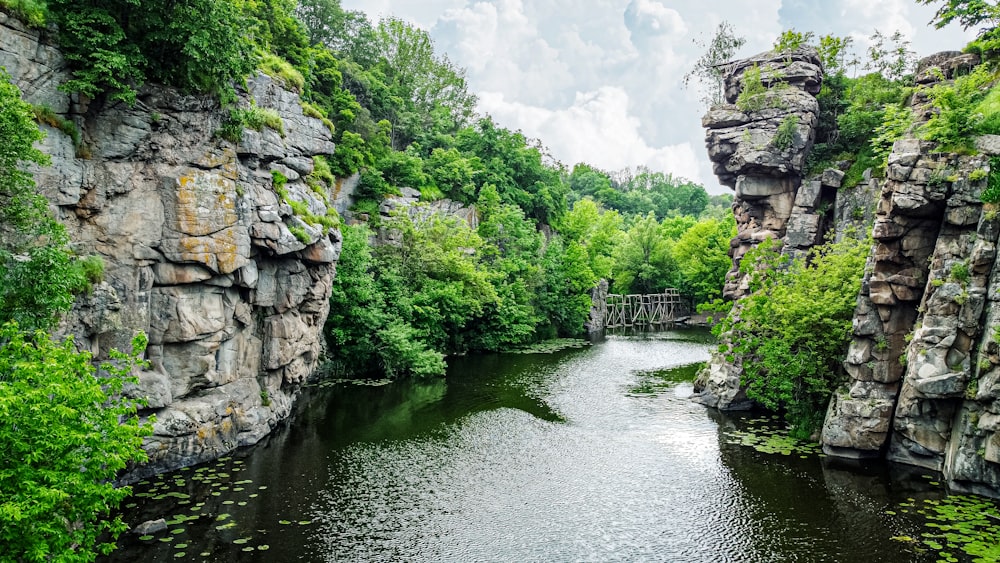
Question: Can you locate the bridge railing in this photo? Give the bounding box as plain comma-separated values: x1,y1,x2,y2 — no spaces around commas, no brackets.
603,289,682,328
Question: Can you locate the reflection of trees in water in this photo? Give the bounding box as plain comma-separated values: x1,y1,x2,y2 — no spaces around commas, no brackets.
703,407,939,563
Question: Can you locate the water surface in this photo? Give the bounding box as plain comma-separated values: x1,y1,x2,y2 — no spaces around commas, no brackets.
104,329,984,562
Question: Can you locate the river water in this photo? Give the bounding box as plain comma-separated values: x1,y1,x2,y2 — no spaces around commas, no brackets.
103,329,995,562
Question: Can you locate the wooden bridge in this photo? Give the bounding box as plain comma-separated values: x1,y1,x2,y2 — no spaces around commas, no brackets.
602,289,685,328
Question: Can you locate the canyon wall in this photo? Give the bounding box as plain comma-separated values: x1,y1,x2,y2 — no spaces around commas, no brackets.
693,47,1000,496
1,13,341,480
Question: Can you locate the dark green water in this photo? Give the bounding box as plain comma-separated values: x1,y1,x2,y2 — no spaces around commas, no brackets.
102,329,995,562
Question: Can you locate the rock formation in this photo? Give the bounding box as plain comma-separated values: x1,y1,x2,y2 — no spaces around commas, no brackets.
1,13,341,480
695,46,1000,496
694,48,842,409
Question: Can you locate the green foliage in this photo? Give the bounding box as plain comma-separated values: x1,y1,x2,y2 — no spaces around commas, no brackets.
611,212,674,295
684,21,747,107
714,235,870,436
48,0,257,104
0,327,152,561
817,34,854,75
871,103,912,166
773,29,815,52
301,101,335,133
951,261,971,283
0,68,150,561
0,0,47,27
772,115,799,150
921,65,998,150
736,65,770,113
30,104,81,149
219,105,284,143
864,30,916,81
260,51,305,92
288,224,310,243
983,157,1000,203
568,164,710,221
672,217,737,307
916,0,1000,33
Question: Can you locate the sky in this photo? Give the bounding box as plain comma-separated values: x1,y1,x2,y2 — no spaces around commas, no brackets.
340,0,975,194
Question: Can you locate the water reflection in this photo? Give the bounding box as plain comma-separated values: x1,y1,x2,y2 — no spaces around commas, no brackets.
104,329,965,562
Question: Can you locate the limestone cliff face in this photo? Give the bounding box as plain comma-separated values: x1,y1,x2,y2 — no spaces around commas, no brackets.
695,47,1000,497
1,13,341,480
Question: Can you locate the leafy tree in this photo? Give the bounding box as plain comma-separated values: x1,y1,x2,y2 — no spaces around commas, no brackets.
773,29,815,52
714,236,869,437
470,185,543,349
0,69,90,331
557,197,622,281
864,30,917,81
672,217,736,306
612,212,674,294
0,328,151,561
916,0,1000,32
48,0,258,104
684,21,747,107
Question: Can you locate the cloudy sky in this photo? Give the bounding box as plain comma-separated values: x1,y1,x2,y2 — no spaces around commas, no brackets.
341,0,974,193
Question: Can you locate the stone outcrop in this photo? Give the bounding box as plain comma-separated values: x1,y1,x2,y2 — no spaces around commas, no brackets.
701,49,825,301
1,13,341,480
696,47,1000,496
693,48,842,410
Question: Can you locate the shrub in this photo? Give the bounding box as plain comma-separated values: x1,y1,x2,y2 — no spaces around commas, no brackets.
218,105,284,143
259,51,305,92
736,65,769,113
772,114,798,150
0,326,152,560
951,262,971,284
983,157,1000,203
0,0,47,27
714,235,870,437
288,224,310,243
871,104,912,167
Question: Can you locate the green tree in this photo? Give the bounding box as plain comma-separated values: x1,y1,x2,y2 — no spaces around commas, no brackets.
0,328,151,561
612,212,674,294
684,21,747,107
714,236,869,436
916,0,1000,32
48,0,258,104
0,69,89,331
672,217,736,306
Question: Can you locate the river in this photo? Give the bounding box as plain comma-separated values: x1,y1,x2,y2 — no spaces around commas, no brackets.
103,329,998,562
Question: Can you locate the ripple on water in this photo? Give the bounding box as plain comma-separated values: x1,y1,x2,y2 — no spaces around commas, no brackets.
105,330,952,562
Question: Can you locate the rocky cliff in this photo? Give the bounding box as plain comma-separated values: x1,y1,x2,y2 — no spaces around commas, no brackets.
694,48,1000,497
1,13,341,480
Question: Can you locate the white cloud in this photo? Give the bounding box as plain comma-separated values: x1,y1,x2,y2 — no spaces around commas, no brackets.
624,0,688,47
479,87,703,183
338,0,980,195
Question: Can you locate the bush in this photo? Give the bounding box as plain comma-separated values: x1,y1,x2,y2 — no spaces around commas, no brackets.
0,0,47,27
772,115,798,150
259,51,305,92
714,235,870,437
983,157,1000,203
0,326,152,561
218,105,284,143
736,65,768,113
288,224,310,243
